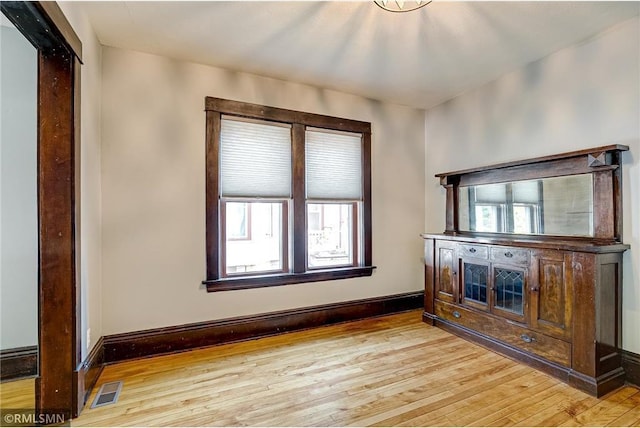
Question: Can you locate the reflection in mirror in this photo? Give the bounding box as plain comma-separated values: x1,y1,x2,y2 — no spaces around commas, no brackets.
459,174,594,237
0,16,37,408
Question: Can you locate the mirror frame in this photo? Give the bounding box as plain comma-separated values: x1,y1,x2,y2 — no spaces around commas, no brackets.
436,145,629,243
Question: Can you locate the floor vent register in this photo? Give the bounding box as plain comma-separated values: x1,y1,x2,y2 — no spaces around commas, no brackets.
91,381,123,408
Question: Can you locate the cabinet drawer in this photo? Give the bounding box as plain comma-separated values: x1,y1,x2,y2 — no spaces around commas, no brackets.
435,300,571,367
458,243,489,259
491,246,530,266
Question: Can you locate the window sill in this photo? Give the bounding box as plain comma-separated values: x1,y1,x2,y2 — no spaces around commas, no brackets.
203,266,376,292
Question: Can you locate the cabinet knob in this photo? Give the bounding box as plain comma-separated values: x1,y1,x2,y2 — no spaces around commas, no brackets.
469,248,477,253
452,311,461,319
520,334,535,343
531,285,540,292
504,251,514,258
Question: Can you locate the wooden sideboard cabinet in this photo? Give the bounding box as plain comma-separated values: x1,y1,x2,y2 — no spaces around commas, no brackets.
423,145,630,397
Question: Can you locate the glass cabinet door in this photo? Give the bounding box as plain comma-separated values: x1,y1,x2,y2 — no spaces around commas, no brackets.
458,257,528,323
461,261,489,311
492,266,526,322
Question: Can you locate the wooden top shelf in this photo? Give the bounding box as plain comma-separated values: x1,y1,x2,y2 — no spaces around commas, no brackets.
435,144,629,178
421,233,629,253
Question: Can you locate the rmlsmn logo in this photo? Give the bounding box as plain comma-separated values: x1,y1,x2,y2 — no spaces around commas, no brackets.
1,409,68,427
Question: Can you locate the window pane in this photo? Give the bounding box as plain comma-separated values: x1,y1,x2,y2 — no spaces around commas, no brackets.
307,203,354,268
220,117,291,198
227,203,249,240
226,202,283,275
306,128,362,200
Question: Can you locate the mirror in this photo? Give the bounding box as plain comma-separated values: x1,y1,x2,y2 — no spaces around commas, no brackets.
0,14,38,409
458,174,594,237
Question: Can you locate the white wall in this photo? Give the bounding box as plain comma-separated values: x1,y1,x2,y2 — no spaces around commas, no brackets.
425,17,640,353
100,46,426,335
0,25,38,350
58,2,103,359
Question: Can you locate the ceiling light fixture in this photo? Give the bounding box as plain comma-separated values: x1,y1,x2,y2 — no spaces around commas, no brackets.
374,0,432,13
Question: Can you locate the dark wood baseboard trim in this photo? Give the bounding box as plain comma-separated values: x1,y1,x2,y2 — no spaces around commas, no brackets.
104,291,424,364
622,349,640,388
1,346,37,381
73,337,104,417
430,317,624,398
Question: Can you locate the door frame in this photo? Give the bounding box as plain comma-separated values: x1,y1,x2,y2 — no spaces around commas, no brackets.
1,1,82,419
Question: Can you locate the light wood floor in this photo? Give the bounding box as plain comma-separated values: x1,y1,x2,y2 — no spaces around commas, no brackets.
72,310,639,427
0,378,34,409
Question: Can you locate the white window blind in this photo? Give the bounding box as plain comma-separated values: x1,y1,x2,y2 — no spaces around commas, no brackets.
305,128,362,200
220,116,291,198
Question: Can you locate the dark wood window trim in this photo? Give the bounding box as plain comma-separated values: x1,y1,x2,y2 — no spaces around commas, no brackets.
204,97,373,292
204,267,375,292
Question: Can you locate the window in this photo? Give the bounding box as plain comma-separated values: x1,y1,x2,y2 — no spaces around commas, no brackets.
204,98,373,292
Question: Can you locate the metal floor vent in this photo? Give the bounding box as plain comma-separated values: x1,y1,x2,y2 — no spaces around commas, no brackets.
91,381,123,408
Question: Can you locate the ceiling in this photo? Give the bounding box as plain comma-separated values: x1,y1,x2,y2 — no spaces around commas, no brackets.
80,1,639,109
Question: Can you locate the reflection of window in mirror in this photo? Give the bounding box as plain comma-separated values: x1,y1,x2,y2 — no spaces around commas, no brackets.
459,174,592,237
474,204,501,232
513,204,540,234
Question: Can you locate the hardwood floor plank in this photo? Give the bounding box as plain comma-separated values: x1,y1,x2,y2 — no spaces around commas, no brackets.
0,378,35,409
404,371,556,426
558,386,639,426
513,386,594,426
348,364,533,426
606,392,640,427
70,311,640,427
473,383,570,426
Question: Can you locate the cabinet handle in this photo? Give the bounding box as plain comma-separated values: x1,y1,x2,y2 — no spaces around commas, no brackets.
469,248,477,254
520,334,535,343
452,311,461,319
504,251,513,258
531,285,540,292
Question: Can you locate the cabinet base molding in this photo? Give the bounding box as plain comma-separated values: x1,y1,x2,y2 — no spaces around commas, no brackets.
427,314,570,384
425,312,625,397
566,367,626,398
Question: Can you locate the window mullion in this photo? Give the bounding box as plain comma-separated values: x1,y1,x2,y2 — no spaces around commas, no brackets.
291,123,306,273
